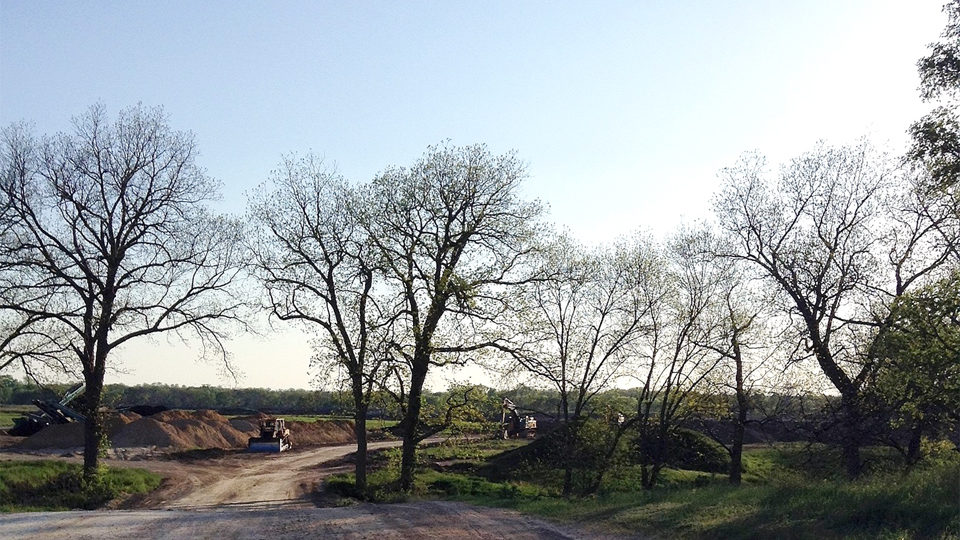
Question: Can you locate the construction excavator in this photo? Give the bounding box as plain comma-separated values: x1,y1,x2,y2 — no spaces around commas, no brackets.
500,398,537,439
247,418,292,452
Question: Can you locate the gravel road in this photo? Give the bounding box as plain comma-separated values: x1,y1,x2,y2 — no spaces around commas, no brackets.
0,440,615,539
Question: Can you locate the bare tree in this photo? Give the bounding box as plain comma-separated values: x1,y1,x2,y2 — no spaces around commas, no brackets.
628,237,724,490
696,268,783,484
505,233,660,496
0,124,75,379
0,104,246,477
362,143,544,492
0,315,74,378
248,155,395,493
673,228,794,486
714,142,957,477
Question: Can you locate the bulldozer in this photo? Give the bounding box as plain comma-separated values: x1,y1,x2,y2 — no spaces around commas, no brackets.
500,398,537,439
247,418,292,452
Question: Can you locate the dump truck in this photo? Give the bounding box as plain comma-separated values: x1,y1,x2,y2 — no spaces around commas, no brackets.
500,398,537,439
248,418,292,452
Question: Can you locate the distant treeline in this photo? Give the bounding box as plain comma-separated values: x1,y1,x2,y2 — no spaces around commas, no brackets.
0,376,351,414
0,376,623,417
0,376,573,417
0,375,823,422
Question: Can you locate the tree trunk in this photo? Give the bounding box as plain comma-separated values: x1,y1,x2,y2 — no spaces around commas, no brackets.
82,372,104,480
905,421,924,467
639,426,666,490
398,362,428,492
589,424,627,494
354,405,368,494
560,397,573,497
730,410,745,486
840,393,862,479
562,465,574,497
730,354,746,486
641,463,662,490
646,424,668,490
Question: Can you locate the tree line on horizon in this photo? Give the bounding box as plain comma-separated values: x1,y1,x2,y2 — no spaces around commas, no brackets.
1,1,957,494
0,376,832,425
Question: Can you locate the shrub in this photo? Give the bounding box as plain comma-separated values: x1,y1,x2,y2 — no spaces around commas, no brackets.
633,428,730,473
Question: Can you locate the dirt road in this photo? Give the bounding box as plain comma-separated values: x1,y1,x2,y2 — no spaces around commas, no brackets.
0,441,615,539
143,440,405,510
0,502,596,539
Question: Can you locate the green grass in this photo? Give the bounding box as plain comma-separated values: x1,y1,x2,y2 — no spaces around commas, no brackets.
280,414,350,423
0,405,34,429
420,439,528,461
256,414,399,429
0,460,162,512
444,462,960,539
327,440,960,539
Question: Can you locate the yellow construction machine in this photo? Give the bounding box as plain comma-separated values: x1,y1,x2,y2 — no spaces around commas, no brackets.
500,398,537,439
248,418,292,452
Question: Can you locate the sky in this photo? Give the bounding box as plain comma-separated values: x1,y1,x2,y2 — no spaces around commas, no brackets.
0,0,949,390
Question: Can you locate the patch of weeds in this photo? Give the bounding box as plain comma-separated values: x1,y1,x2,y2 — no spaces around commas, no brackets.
0,461,162,512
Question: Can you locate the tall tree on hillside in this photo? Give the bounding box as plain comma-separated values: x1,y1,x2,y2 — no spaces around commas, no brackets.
363,143,544,492
0,105,246,477
714,142,957,477
248,155,395,493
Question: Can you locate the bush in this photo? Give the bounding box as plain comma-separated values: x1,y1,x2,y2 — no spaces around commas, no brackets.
634,428,730,473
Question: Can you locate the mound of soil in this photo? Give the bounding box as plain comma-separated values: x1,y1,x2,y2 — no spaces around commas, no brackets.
17,422,86,450
17,410,356,452
287,420,356,446
18,411,142,450
112,409,253,450
110,417,193,449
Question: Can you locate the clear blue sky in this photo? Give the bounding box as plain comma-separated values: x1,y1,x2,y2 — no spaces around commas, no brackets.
0,1,948,389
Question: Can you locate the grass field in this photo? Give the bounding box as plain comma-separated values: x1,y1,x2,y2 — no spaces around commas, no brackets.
282,414,400,429
327,439,960,539
0,405,33,429
0,460,162,512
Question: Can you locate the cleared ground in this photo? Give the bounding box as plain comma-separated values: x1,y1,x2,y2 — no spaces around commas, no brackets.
0,440,610,539
0,502,594,539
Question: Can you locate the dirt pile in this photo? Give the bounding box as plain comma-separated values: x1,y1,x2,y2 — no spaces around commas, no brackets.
18,411,142,450
111,409,255,450
17,410,356,451
287,420,355,446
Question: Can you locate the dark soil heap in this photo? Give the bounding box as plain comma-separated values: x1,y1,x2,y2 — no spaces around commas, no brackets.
16,410,356,452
